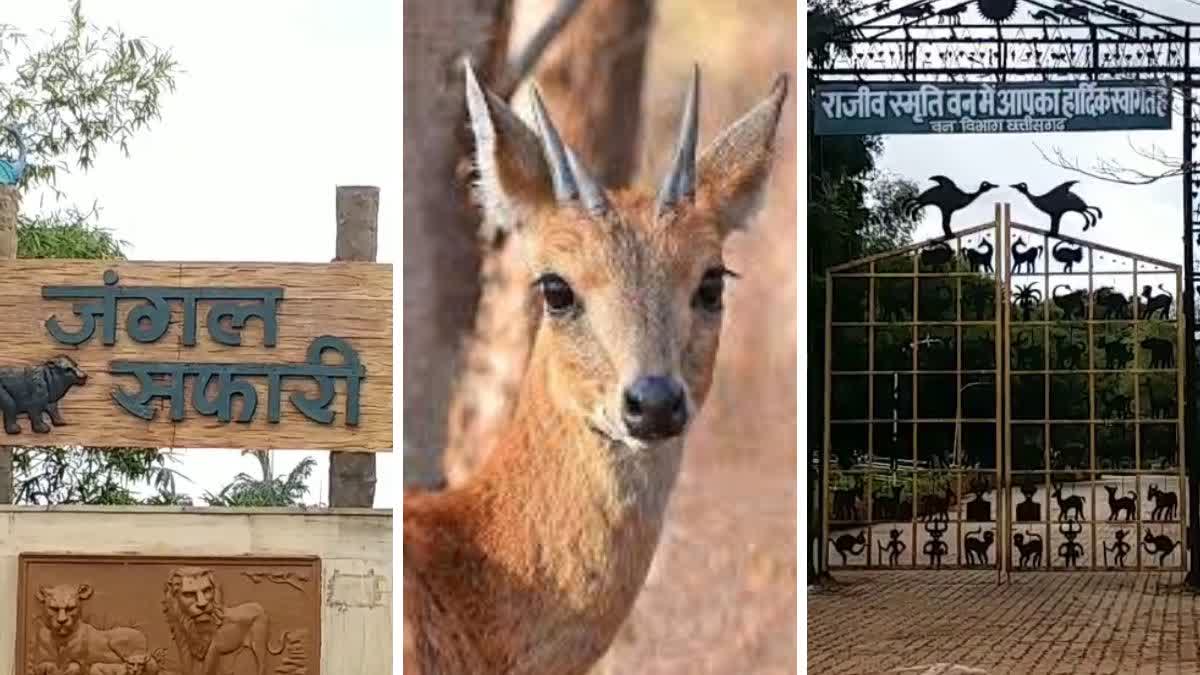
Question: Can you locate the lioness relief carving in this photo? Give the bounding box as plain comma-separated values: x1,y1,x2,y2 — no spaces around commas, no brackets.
17,556,320,675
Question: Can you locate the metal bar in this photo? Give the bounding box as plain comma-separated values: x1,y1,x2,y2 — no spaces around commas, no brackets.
1010,223,1184,270
1089,245,1098,569
912,248,921,567
822,276,834,576
867,262,876,567
1184,66,1200,580
827,222,997,272
1177,263,1189,571
813,66,1189,76
997,203,1007,582
817,35,1187,43
1134,261,1143,569
1003,203,1014,579
956,240,964,568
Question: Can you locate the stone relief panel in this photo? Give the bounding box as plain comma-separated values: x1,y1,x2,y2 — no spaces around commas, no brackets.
16,555,320,675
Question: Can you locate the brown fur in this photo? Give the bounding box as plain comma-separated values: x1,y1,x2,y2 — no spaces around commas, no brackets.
404,66,787,675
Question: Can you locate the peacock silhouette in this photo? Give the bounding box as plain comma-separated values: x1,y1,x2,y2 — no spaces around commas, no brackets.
903,176,997,238
1011,181,1103,236
0,125,26,186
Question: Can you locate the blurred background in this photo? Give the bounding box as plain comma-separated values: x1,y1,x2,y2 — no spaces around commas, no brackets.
404,0,796,672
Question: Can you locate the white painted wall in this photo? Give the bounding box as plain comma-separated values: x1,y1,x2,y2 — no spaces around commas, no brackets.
0,506,392,674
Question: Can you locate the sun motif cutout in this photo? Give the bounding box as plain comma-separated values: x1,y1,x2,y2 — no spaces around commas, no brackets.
976,0,1019,23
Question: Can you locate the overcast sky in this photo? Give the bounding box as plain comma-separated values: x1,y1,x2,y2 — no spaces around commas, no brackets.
878,0,1200,266
6,0,399,507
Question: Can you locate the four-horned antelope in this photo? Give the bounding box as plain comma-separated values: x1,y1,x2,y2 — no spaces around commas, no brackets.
403,63,788,675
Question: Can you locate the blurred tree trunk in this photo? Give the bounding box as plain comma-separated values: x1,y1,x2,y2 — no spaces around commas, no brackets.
442,0,654,487
402,0,513,488
0,186,16,503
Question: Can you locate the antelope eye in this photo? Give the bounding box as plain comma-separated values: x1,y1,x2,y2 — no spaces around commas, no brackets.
536,273,577,315
694,268,728,312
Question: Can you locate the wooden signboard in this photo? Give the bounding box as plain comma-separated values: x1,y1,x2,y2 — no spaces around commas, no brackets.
0,261,392,450
16,554,321,675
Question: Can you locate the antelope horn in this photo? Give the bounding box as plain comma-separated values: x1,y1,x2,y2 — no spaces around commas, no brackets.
529,85,609,215
656,64,700,216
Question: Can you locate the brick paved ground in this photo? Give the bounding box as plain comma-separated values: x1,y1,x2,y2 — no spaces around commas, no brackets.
808,570,1200,674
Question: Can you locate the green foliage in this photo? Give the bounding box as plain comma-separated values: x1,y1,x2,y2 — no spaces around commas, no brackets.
17,204,126,258
14,446,188,505
204,451,317,507
0,0,179,191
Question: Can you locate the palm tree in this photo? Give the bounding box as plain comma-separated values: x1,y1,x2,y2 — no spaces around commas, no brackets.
204,451,317,507
1014,283,1042,321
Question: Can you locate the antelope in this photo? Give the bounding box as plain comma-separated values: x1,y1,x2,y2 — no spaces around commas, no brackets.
403,63,788,675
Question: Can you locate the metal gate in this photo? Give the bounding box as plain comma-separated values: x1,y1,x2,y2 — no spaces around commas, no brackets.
822,204,1186,573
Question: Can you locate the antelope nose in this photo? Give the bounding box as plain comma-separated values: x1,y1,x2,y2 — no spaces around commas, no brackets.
622,376,688,441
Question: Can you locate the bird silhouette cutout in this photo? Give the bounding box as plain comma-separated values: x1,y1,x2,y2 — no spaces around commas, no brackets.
904,176,997,238
0,125,26,186
1011,181,1103,236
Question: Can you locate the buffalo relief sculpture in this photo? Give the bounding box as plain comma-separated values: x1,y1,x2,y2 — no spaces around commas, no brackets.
17,555,319,675
0,355,88,434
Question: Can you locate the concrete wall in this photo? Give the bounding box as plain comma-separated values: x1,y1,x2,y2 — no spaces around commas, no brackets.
0,506,392,674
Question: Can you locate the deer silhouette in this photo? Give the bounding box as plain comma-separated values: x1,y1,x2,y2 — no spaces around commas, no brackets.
1104,485,1137,521
1051,481,1086,521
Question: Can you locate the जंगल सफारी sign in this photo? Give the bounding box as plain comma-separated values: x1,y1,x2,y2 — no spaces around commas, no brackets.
0,261,392,450
812,80,1173,136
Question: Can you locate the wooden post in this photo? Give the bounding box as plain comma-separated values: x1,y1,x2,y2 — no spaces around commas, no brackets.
329,185,379,508
0,186,17,504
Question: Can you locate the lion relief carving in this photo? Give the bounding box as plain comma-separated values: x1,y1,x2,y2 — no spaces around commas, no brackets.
162,567,288,675
30,583,156,675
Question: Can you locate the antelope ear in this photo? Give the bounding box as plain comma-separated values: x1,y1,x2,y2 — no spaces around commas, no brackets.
696,74,789,236
463,59,555,234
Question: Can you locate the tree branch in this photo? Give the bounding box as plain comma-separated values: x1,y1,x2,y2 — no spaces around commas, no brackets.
1035,140,1190,186
495,0,587,99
